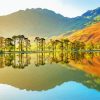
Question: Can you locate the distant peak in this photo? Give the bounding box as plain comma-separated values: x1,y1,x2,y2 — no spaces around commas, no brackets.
82,7,100,17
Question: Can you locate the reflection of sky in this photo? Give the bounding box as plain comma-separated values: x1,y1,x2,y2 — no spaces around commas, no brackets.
0,81,100,100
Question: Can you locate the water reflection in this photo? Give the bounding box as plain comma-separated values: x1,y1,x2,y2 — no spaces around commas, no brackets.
0,52,100,92
34,52,100,68
0,52,100,75
0,53,31,69
0,81,100,100
34,53,45,67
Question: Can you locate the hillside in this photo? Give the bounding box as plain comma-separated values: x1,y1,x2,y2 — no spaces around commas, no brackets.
0,8,70,37
0,7,100,37
85,15,100,26
69,22,100,44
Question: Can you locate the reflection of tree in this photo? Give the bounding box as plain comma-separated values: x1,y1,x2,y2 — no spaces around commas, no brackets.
35,53,45,67
0,52,99,69
25,53,31,66
0,53,31,69
49,53,59,64
63,52,69,63
38,51,70,65
70,52,85,64
12,53,31,69
48,52,100,68
53,51,69,64
5,54,13,66
0,54,5,68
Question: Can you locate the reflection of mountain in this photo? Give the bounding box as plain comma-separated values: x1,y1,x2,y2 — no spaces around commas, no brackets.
0,7,100,37
69,52,100,76
0,53,100,91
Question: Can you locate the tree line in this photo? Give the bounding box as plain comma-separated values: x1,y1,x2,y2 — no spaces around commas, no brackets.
35,37,100,52
0,35,31,52
0,35,99,52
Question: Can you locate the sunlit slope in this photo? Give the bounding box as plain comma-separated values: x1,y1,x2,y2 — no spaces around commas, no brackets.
69,22,100,43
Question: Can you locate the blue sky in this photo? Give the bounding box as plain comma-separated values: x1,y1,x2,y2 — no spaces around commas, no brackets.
0,0,100,17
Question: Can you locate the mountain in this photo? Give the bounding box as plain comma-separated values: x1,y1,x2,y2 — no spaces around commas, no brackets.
84,15,100,26
0,8,70,37
82,7,100,17
0,7,100,37
68,22,100,44
60,7,100,37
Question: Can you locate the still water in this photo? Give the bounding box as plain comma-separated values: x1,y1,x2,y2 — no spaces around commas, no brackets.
0,52,100,100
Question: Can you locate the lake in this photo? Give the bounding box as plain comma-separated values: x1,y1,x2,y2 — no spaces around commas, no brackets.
0,52,100,100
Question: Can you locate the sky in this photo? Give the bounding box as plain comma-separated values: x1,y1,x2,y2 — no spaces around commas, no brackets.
0,0,100,17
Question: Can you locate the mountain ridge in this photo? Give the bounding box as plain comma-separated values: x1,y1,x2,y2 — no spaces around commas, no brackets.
0,7,100,37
